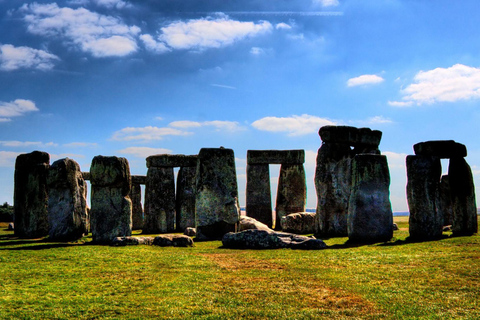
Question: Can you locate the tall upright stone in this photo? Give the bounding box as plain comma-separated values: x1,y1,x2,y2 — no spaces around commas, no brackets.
90,156,132,244
246,163,272,227
195,148,240,240
14,151,50,238
176,166,197,232
448,157,477,236
348,154,393,243
437,175,453,226
47,158,88,240
406,155,443,239
275,164,306,230
131,175,145,230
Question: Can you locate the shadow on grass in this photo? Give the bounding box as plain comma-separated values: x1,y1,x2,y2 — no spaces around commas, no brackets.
0,242,76,251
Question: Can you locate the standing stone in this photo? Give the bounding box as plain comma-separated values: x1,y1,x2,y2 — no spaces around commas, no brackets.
448,157,477,236
437,175,453,226
14,151,50,238
131,182,143,230
90,156,132,244
47,158,88,240
144,166,176,233
348,154,393,243
406,155,443,239
246,164,272,228
275,164,306,230
314,142,352,237
176,166,197,232
195,148,240,240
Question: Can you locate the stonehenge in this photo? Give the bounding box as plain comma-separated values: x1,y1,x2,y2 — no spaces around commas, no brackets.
131,175,145,230
406,140,477,239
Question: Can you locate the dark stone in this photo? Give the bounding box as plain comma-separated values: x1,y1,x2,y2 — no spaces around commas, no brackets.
146,154,197,168
247,150,305,165
90,156,132,244
448,157,477,236
246,164,272,227
319,126,382,147
144,167,176,233
437,175,454,226
14,151,50,238
184,227,196,237
111,236,154,246
406,155,443,239
281,212,316,234
314,142,352,237
7,223,14,231
413,140,467,158
275,164,306,230
348,154,393,243
131,175,146,185
82,172,90,181
176,166,196,232
131,183,143,230
47,158,88,241
153,234,194,247
195,148,240,240
222,229,327,250
393,223,399,231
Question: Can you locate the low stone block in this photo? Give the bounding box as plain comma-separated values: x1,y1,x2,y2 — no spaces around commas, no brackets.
153,234,194,247
111,236,154,246
247,150,305,165
146,154,197,168
238,216,273,232
281,212,316,234
184,227,196,237
413,140,467,158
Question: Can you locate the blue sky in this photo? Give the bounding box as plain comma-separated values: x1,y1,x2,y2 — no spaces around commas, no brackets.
1,0,480,212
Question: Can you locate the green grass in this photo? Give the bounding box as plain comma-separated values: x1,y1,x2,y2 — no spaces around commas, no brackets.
0,217,479,319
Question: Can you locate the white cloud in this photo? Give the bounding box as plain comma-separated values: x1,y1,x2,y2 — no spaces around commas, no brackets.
0,99,39,122
313,0,340,7
252,114,336,136
92,0,131,9
366,116,393,124
250,47,265,55
0,151,21,167
63,142,98,147
111,126,192,141
211,84,237,89
21,3,140,57
388,100,414,107
392,64,480,105
0,140,58,147
347,74,384,87
275,22,292,30
382,151,408,169
168,121,203,129
169,120,245,132
157,17,273,51
0,44,59,71
118,147,172,158
140,34,170,54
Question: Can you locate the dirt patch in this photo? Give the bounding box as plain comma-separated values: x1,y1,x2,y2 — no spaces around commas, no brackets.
200,252,286,270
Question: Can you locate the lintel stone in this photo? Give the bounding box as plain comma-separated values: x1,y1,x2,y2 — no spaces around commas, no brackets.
247,150,305,165
413,140,467,158
146,154,198,168
319,126,382,147
131,175,146,185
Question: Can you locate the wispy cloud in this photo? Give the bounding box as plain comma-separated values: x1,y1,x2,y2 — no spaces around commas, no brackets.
169,120,245,132
0,44,59,71
347,74,384,87
118,146,172,158
111,126,191,142
0,99,39,122
252,114,336,136
389,64,480,106
0,151,21,167
63,142,98,148
313,0,340,7
0,140,58,147
211,83,237,89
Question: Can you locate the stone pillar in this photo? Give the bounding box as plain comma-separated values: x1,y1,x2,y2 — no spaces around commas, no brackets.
275,163,306,230
131,175,145,230
348,154,393,243
406,155,443,239
246,163,272,227
437,175,453,226
47,158,88,240
195,148,240,240
90,156,132,244
176,166,197,232
143,166,176,233
448,157,477,236
14,151,50,238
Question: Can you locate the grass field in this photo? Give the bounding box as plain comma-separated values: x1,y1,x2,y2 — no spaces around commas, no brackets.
0,217,479,319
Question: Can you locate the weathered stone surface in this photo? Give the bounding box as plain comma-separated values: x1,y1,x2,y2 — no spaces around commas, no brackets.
448,157,477,236
413,140,467,158
238,216,273,232
406,155,443,239
82,172,90,181
275,164,306,230
437,175,453,226
247,150,305,165
147,154,197,168
281,212,316,234
131,183,143,230
246,164,273,227
111,236,154,246
153,234,194,247
195,148,240,240
131,175,146,185
144,167,176,233
14,151,50,238
319,126,382,147
314,142,352,237
47,158,88,241
184,227,196,237
222,229,327,250
90,156,132,244
176,166,196,232
348,154,393,243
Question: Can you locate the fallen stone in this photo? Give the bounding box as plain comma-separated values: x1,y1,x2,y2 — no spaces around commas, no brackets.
184,227,196,237
153,234,194,247
443,225,452,232
281,212,316,234
111,236,154,246
238,216,273,232
222,229,327,250
413,140,467,158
